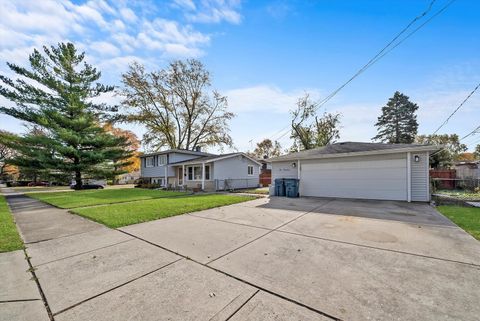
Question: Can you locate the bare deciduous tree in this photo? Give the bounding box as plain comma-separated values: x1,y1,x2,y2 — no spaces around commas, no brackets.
120,60,235,151
290,93,341,151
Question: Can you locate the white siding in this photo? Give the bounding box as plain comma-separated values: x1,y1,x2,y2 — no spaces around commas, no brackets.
213,155,260,189
141,153,203,178
299,153,408,201
410,151,430,202
271,161,299,181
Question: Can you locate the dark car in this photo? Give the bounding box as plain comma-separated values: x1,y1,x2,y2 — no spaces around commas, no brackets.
70,184,104,190
27,181,49,187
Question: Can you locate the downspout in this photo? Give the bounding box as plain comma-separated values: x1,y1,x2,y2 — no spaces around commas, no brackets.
297,159,301,196
182,164,185,187
407,152,411,202
202,162,205,190
164,165,167,188
426,152,430,202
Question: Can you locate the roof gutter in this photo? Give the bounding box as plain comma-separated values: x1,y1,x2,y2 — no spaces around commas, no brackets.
267,145,442,162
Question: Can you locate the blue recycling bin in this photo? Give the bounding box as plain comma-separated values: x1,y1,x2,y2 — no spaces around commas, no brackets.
284,179,300,198
274,178,285,196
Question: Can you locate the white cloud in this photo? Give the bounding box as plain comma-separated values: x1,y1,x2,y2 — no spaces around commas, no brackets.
0,0,221,74
225,85,321,113
173,0,197,11
180,0,242,24
89,41,121,57
119,7,137,23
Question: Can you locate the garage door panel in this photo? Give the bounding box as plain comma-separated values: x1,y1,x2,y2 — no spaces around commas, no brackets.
303,169,406,180
300,157,407,201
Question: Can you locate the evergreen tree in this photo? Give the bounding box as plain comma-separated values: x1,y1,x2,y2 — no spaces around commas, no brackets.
373,91,419,143
0,43,131,189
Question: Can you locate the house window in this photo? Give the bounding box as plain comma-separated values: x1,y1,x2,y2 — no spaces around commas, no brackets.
187,165,210,180
145,157,154,167
158,155,167,165
247,165,254,176
205,165,210,180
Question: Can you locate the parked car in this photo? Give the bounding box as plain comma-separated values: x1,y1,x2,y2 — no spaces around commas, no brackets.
27,181,49,187
70,183,104,190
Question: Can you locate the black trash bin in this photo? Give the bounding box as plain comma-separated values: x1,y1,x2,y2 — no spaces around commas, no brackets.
274,178,285,196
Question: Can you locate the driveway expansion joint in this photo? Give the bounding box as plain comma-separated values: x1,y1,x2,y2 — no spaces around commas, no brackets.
117,215,342,321
0,298,42,303
187,213,273,231
277,229,480,268
23,249,55,321
33,238,134,267
223,289,259,321
52,257,184,317
206,199,336,265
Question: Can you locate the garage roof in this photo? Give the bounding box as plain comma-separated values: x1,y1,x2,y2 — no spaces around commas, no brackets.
268,142,441,162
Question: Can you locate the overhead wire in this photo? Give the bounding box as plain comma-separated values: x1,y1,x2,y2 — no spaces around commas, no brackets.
432,82,480,134
266,0,455,144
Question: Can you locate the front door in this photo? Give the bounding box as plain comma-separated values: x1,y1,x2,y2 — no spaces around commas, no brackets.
178,167,183,185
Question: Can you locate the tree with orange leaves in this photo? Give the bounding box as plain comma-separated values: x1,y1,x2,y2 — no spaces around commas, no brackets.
103,123,141,174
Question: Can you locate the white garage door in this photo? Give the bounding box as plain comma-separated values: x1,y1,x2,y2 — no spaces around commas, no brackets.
300,154,407,201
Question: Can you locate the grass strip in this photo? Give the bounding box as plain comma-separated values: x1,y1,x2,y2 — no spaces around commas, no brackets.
437,205,480,240
72,194,256,228
0,195,24,252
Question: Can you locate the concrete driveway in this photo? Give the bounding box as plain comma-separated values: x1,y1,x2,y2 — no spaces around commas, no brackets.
3,195,480,321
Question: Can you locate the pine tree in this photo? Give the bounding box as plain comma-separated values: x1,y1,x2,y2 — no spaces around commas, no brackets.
373,91,419,144
0,43,131,189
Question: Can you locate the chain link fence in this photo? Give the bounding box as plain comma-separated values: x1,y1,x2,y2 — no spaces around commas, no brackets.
215,178,260,191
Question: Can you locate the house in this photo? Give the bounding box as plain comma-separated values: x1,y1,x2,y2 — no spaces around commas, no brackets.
139,149,261,191
454,161,480,179
117,170,140,185
268,142,440,202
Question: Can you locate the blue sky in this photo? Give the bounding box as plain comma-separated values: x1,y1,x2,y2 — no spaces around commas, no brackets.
0,0,479,153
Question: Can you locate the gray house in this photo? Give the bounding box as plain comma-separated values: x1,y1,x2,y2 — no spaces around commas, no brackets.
140,149,261,191
268,142,440,202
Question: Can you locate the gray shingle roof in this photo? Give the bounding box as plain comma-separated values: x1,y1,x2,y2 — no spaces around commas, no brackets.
268,142,441,162
169,153,239,165
170,152,262,166
140,149,215,158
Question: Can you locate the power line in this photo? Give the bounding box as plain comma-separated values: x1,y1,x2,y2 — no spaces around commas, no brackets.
460,125,480,141
432,82,480,134
314,0,450,112
268,0,455,143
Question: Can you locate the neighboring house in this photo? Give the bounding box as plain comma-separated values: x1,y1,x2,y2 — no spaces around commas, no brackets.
139,149,261,191
268,142,440,202
117,170,140,185
454,161,480,179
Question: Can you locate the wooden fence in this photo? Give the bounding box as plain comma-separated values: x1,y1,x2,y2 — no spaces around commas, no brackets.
430,169,456,190
259,171,271,187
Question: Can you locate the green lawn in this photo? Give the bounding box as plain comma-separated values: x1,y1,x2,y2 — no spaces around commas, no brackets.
0,195,24,252
27,188,187,209
72,194,256,228
437,206,480,240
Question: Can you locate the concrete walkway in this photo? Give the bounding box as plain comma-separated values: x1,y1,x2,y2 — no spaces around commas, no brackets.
2,192,480,321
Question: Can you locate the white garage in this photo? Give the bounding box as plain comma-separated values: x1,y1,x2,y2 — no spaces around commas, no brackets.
269,142,440,202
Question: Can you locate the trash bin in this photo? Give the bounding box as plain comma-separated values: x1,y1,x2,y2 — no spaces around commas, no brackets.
284,179,299,198
274,178,285,197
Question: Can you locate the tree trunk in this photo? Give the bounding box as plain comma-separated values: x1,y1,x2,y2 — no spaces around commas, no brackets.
75,171,82,190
